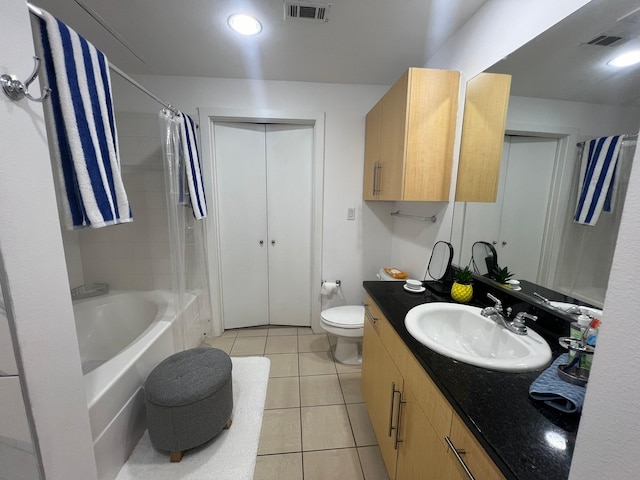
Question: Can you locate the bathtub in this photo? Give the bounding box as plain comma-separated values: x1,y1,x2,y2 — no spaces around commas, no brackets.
73,290,197,480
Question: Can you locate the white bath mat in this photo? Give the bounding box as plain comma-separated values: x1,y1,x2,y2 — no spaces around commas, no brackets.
115,356,270,480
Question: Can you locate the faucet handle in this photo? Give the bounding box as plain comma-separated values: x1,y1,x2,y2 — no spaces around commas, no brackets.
514,312,538,325
486,293,502,311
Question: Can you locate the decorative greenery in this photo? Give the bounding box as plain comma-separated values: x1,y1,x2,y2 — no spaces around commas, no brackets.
454,266,474,285
491,265,514,284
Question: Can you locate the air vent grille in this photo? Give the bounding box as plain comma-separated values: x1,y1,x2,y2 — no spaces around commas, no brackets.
285,1,331,22
586,34,624,46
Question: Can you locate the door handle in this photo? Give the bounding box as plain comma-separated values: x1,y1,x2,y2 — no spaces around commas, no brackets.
502,241,507,246
271,240,276,246
259,240,264,246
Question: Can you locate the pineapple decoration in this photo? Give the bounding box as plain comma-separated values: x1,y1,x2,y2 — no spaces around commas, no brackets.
451,266,474,303
491,265,514,287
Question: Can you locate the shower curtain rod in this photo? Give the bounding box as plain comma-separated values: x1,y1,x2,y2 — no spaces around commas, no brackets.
27,2,179,116
576,133,638,147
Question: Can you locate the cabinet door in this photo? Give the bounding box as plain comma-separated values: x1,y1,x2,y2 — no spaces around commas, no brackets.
379,71,408,201
362,315,404,479
363,100,383,200
396,387,459,480
448,413,505,480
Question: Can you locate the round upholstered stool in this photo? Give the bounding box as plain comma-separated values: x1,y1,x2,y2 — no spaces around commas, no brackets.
144,347,233,462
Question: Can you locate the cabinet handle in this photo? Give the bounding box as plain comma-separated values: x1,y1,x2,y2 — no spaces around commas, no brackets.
445,436,475,480
387,382,400,437
394,393,406,450
364,305,377,324
373,162,381,195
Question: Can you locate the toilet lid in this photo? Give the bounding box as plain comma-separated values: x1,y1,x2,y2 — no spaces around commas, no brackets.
321,306,365,329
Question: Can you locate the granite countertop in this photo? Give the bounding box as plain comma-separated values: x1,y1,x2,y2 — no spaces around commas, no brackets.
363,280,582,480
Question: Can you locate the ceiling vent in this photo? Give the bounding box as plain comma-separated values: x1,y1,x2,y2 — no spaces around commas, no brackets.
284,1,331,22
583,33,626,47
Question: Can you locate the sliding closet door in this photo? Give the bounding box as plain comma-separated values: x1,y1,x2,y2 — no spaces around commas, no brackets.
266,124,313,326
214,122,269,329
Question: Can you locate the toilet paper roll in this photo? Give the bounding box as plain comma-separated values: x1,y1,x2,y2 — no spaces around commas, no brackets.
321,282,338,296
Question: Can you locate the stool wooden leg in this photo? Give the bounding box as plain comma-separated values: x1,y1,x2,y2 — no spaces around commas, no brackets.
170,450,183,463
224,418,232,429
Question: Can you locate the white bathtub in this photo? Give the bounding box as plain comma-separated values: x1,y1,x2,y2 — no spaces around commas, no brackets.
73,290,196,480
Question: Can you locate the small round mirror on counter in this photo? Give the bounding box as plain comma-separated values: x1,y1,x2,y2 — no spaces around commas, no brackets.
471,241,498,277
425,241,454,281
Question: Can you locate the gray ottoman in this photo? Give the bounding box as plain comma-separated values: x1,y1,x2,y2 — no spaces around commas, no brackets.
144,347,233,462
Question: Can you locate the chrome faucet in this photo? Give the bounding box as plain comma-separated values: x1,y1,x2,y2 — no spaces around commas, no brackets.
481,293,538,335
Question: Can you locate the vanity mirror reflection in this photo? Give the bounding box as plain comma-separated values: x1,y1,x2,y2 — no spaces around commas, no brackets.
452,0,640,309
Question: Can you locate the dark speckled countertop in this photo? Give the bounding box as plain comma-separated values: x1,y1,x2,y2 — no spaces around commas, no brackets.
363,280,582,480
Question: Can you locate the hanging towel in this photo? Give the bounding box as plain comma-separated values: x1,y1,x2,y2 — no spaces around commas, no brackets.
178,112,208,219
529,354,586,413
36,11,132,229
573,135,623,226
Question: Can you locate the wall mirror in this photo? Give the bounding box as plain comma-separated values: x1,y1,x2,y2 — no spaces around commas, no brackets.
452,0,640,309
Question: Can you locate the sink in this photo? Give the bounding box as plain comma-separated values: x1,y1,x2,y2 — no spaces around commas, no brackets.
404,303,552,372
548,301,602,318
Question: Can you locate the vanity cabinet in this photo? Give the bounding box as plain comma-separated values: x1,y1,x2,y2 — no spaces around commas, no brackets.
363,68,460,201
362,294,505,480
455,72,512,202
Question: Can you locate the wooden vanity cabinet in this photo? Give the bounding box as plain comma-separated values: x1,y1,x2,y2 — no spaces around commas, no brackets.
455,72,512,202
362,294,505,480
363,68,460,201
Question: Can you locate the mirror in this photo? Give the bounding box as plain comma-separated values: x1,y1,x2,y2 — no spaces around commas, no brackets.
425,241,454,281
470,241,498,277
453,0,640,309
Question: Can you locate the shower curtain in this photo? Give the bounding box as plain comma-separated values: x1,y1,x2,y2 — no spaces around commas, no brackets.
159,110,211,350
553,137,637,307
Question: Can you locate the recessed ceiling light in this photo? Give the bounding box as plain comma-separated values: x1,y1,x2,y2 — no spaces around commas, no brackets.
608,49,640,67
228,14,262,36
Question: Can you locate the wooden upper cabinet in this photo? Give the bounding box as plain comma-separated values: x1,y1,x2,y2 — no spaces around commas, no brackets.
455,73,512,202
363,68,460,201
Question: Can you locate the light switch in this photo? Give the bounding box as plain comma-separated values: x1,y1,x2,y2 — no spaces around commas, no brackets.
347,208,355,220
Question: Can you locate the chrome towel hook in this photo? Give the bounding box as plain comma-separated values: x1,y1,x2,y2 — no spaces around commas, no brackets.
1,56,51,103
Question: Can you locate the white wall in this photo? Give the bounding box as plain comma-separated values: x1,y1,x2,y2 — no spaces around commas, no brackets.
117,75,389,308
0,1,98,479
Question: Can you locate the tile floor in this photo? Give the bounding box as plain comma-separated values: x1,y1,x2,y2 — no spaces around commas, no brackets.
202,326,389,480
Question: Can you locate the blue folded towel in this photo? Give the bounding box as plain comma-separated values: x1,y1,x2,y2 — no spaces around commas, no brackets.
178,112,207,219
37,10,132,229
529,354,586,413
574,135,623,226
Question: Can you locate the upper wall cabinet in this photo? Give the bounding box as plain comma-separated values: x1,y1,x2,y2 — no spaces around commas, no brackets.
455,73,512,202
363,68,460,201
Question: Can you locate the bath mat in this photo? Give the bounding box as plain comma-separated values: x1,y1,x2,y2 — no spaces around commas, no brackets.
115,356,270,480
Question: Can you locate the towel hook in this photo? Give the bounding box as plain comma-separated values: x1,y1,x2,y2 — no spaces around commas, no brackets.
1,56,51,103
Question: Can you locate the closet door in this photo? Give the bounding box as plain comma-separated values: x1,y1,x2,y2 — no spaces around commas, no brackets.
497,136,557,281
214,122,269,329
266,124,313,326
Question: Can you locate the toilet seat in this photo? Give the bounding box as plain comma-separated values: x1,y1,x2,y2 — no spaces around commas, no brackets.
320,305,364,329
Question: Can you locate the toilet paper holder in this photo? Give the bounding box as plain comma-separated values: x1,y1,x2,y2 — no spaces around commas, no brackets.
321,280,341,287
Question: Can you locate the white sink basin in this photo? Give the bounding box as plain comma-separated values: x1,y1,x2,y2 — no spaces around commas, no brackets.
404,303,552,372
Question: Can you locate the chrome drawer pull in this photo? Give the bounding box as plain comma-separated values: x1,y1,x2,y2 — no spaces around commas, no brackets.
394,394,406,450
445,436,475,480
364,305,377,324
387,382,398,437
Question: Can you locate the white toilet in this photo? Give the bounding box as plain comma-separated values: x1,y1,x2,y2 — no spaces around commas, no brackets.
320,268,403,364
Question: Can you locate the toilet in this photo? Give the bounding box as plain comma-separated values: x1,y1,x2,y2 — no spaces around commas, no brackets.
320,268,404,364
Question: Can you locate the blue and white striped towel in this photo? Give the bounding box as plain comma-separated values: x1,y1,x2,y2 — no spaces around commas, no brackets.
178,113,207,219
574,135,623,226
37,11,132,229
